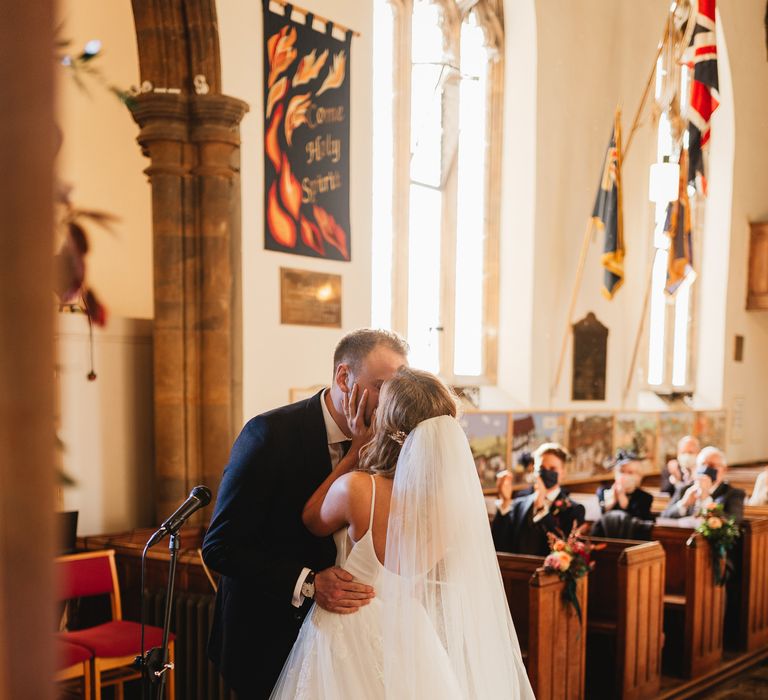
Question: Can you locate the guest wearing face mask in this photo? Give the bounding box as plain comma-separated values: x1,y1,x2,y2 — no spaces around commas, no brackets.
661,446,745,522
660,435,700,497
596,450,653,521
492,443,586,556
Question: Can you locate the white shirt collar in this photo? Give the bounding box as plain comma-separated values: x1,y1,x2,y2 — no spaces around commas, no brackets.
320,389,348,445
546,485,562,502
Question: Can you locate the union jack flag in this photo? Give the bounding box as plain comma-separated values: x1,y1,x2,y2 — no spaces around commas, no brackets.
682,0,720,195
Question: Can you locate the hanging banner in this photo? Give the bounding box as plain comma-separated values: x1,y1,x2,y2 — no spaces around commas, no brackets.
263,1,352,261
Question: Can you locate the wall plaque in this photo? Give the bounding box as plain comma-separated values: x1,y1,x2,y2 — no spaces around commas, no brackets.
572,312,608,401
280,267,341,327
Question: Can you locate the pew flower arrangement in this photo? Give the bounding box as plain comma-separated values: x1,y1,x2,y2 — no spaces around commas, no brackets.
543,528,603,623
696,503,740,586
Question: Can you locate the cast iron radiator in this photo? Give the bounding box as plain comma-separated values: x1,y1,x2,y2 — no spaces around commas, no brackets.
144,590,235,700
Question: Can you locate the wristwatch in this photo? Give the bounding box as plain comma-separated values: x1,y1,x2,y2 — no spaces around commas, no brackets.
301,570,316,600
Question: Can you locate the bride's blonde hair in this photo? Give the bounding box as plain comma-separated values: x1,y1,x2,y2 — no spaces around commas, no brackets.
359,367,459,477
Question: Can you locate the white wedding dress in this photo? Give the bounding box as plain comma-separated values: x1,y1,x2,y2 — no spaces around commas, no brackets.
270,477,464,699
271,416,534,700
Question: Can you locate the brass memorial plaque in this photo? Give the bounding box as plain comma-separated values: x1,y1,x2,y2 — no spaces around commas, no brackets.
280,267,342,327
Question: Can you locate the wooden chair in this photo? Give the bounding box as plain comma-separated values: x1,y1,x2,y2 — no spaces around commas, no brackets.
55,639,92,698
56,549,175,699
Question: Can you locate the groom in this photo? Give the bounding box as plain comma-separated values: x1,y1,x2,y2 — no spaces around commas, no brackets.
202,328,409,698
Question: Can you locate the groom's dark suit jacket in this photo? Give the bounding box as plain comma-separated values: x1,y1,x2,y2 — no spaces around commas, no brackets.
202,391,336,698
491,490,585,557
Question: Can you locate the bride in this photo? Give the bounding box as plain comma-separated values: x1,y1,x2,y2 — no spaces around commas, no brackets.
270,367,534,699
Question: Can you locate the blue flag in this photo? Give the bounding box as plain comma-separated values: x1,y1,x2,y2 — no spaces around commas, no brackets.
664,150,694,294
592,111,624,299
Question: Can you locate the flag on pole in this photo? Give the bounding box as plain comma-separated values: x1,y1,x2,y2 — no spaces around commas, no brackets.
592,109,624,299
682,0,719,195
664,150,694,294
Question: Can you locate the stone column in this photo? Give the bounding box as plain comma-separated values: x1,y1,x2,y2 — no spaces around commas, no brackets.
130,92,247,522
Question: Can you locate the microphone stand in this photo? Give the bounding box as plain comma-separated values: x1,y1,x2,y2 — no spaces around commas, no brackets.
144,531,179,700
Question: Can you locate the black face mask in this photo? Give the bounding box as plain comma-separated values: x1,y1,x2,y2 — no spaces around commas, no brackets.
537,468,559,489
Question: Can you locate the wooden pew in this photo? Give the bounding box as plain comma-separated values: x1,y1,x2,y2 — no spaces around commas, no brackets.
651,525,726,678
733,516,768,652
497,553,587,700
585,539,665,700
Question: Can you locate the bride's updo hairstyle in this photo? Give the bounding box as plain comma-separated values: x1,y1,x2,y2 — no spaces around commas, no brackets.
359,367,458,478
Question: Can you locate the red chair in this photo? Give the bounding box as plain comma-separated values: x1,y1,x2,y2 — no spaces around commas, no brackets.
55,639,92,697
56,549,175,699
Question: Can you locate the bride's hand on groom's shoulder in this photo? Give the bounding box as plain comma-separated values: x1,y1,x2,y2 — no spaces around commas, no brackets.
314,566,375,614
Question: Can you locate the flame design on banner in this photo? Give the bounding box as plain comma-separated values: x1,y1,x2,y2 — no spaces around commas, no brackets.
267,181,296,248
317,51,346,96
293,49,329,87
263,0,352,261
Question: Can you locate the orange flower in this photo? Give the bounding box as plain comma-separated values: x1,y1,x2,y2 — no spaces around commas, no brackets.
285,92,311,146
553,540,566,552
556,551,572,571
707,517,723,529
267,26,297,88
312,205,349,260
267,182,296,248
317,50,346,96
266,76,287,120
293,49,329,87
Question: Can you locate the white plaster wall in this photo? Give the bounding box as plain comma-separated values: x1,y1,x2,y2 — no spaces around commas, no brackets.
718,0,768,463
527,0,667,410
57,315,155,535
218,0,374,420
56,0,153,320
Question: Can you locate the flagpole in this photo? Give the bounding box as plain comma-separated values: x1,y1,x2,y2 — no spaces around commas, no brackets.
623,20,670,161
622,250,656,404
551,218,593,399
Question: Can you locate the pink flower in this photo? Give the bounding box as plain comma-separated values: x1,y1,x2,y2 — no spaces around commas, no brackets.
544,554,561,570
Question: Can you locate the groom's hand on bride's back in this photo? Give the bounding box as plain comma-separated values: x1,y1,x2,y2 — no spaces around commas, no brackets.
314,566,375,614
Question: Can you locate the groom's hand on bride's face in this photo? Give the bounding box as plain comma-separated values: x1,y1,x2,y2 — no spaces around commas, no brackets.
314,566,375,614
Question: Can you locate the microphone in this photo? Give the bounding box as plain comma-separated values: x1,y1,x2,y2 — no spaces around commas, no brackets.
147,485,212,548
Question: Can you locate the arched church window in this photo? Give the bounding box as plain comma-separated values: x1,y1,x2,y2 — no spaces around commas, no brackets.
372,0,503,383
647,13,700,392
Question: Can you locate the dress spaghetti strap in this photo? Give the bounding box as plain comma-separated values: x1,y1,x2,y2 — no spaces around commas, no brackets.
368,474,377,531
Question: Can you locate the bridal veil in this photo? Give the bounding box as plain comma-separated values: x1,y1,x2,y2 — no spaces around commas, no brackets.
381,415,534,699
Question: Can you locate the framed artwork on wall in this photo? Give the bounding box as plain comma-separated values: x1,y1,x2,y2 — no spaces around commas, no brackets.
567,413,614,479
458,412,511,493
614,412,659,474
511,412,567,483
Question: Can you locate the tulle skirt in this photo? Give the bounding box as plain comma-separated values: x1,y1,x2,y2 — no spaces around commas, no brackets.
270,597,464,699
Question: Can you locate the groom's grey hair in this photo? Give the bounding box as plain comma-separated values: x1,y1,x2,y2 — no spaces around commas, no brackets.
333,328,409,374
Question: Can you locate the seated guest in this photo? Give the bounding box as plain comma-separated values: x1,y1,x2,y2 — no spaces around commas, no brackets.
661,446,745,523
748,465,768,506
660,435,700,497
492,443,586,556
597,450,653,521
